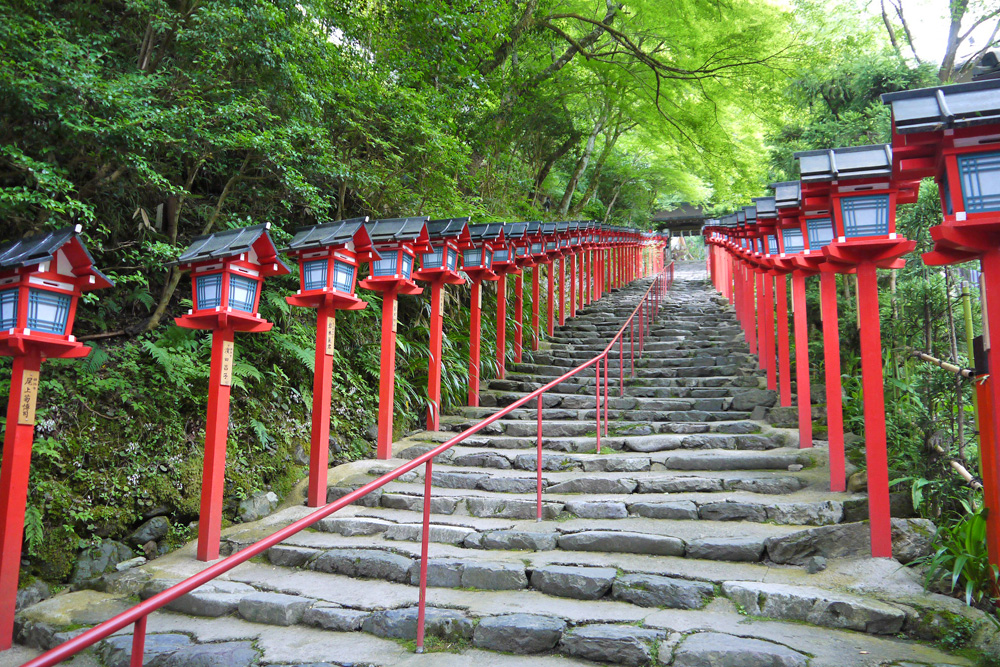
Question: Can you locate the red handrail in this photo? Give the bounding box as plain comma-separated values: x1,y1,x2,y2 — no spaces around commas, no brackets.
21,261,674,667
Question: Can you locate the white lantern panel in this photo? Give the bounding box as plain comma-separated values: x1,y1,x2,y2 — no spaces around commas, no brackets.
303,259,328,291
0,288,18,330
196,273,223,310
958,151,1000,214
228,275,258,313
27,288,71,334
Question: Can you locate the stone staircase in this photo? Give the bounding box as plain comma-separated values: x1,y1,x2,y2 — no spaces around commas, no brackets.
10,262,983,667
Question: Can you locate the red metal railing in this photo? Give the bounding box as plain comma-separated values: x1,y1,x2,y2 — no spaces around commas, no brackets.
21,262,674,667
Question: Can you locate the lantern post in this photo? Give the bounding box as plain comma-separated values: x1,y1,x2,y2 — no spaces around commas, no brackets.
565,222,583,320
413,218,471,431
0,227,113,649
171,224,289,561
883,79,1000,564
283,219,379,507
492,224,524,379
464,223,504,407
796,144,917,557
789,184,849,492
360,217,431,460
744,205,769,376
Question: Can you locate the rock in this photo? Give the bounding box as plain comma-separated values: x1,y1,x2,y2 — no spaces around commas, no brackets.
481,531,559,551
629,501,699,520
467,497,563,520
102,635,258,667
473,614,566,653
461,562,528,590
432,471,488,489
765,502,843,526
267,545,318,568
766,407,798,428
238,592,312,626
127,517,170,545
478,477,538,493
514,453,581,471
383,523,475,545
559,531,685,556
453,452,513,469
327,485,382,508
311,549,413,583
891,518,936,564
699,501,767,522
560,624,664,666
380,493,458,514
303,605,368,631
15,580,51,611
672,632,807,667
564,500,628,519
546,477,637,494
612,573,714,609
806,556,827,574
409,559,466,588
316,517,393,536
71,541,135,585
141,540,158,561
731,388,777,411
723,477,802,494
139,579,257,617
115,556,147,572
530,566,617,600
686,537,764,562
764,523,871,565
722,581,906,634
238,491,280,522
99,634,192,667
637,477,723,493
848,470,867,492
362,607,474,641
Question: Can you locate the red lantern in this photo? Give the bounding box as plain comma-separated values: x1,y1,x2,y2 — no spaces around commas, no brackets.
464,223,504,407
0,226,113,649
413,218,471,431
172,223,290,562
283,218,379,507
359,217,431,459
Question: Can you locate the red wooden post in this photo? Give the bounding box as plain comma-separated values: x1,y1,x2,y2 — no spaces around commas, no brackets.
569,252,577,319
747,265,758,354
546,263,555,337
976,374,1000,567
468,281,482,407
775,274,792,406
756,270,766,371
308,307,335,506
979,250,1000,566
199,327,236,560
377,290,400,456
496,274,507,378
559,256,566,326
855,261,891,557
532,267,541,349
0,352,41,649
763,274,776,390
427,282,445,429
820,271,846,491
791,272,812,450
514,272,524,363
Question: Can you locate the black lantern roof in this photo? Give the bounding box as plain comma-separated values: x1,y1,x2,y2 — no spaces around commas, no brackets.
743,206,758,222
795,145,893,182
172,223,290,274
426,217,470,241
365,216,430,243
721,214,739,227
541,222,558,235
282,217,371,252
504,222,529,240
556,221,570,233
882,79,1000,133
771,181,802,208
752,197,777,218
523,221,542,235
468,223,504,242
736,210,746,224
0,225,114,287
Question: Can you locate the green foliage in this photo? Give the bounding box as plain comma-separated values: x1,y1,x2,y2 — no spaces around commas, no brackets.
914,500,1000,609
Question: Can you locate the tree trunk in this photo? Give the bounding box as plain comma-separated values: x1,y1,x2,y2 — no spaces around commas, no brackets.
569,120,633,216
531,132,580,206
558,108,608,216
938,0,970,81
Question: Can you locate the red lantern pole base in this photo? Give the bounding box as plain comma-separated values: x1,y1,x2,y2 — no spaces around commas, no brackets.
198,328,235,561
791,272,812,450
0,352,42,650
820,271,846,492
569,253,577,320
307,307,335,507
496,274,508,379
469,280,483,407
514,272,524,363
427,281,446,431
763,272,776,391
774,273,792,407
559,257,566,326
855,262,892,557
377,290,400,460
976,375,1000,568
547,264,555,337
532,267,541,350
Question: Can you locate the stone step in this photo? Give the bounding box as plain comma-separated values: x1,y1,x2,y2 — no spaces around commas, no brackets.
438,417,764,439
455,406,749,423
